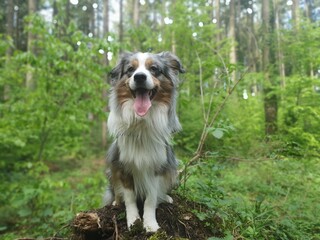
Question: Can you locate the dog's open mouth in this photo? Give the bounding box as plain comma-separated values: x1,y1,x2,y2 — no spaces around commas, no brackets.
131,88,157,117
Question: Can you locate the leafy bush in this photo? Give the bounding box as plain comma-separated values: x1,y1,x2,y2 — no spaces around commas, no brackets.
0,16,112,164
0,16,111,238
0,158,106,237
279,75,320,157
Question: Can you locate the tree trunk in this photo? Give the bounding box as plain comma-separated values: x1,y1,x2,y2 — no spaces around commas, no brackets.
119,0,124,52
213,0,220,41
90,3,95,37
228,0,236,82
292,0,300,31
304,0,312,21
102,0,109,149
103,0,109,38
132,0,140,51
26,0,37,90
262,0,278,135
4,0,14,101
133,0,140,27
171,0,177,54
274,0,286,88
6,0,14,57
247,8,257,72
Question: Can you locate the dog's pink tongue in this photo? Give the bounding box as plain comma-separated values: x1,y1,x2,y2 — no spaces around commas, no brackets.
134,91,151,117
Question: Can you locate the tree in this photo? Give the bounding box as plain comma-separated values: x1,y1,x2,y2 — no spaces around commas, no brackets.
213,0,220,41
4,0,14,100
119,0,124,52
292,0,300,31
26,0,37,90
274,0,286,87
228,0,236,82
133,0,140,27
262,0,278,135
102,0,110,148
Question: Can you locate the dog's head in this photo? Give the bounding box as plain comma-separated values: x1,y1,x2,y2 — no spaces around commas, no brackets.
110,52,185,117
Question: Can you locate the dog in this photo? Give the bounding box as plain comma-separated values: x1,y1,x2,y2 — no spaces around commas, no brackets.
104,51,184,232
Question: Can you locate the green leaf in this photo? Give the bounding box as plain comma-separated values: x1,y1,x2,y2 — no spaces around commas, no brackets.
0,226,8,232
212,128,224,139
18,208,32,217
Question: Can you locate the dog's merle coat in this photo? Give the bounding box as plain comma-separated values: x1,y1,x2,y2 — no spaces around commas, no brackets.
104,52,184,232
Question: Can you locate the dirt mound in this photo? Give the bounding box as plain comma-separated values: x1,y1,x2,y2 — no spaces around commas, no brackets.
71,194,224,240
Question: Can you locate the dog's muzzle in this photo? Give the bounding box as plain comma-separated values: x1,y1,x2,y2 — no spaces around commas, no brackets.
130,72,158,117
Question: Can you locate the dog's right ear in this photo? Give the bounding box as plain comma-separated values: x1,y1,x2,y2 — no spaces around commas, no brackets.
109,52,133,85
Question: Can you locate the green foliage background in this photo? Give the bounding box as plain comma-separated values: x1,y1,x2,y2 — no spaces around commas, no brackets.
1,1,320,239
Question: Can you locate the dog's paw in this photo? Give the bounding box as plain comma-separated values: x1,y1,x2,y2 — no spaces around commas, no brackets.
166,194,173,203
143,220,160,232
111,200,119,206
127,215,141,229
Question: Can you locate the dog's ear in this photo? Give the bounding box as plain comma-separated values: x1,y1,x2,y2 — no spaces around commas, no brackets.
158,52,185,74
109,52,133,85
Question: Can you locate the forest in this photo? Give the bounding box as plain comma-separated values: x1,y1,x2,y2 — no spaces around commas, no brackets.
0,0,320,239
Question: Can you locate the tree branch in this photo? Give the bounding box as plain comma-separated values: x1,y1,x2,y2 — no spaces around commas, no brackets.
180,68,247,186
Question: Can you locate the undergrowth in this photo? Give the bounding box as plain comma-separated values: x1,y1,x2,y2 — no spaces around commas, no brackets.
0,157,107,239
180,156,320,240
1,153,319,239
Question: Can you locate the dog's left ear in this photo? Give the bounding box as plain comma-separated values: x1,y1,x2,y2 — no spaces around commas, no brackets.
159,52,185,74
109,52,133,85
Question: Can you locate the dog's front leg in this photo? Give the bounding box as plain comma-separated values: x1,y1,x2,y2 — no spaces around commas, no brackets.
143,192,160,232
123,188,140,229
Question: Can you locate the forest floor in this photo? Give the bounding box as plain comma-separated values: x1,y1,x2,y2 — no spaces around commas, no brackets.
71,194,224,240
2,155,320,240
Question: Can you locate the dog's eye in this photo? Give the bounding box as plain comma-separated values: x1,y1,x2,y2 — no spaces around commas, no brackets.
127,66,135,74
150,65,160,75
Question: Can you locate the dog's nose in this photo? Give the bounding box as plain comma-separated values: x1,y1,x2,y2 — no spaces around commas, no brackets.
134,73,147,85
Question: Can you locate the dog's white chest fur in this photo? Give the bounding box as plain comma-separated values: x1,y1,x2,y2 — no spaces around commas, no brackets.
108,100,170,170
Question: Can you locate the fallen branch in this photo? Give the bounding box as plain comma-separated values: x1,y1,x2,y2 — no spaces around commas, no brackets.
112,215,119,240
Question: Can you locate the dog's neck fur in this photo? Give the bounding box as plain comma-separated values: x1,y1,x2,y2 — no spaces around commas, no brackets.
108,96,171,171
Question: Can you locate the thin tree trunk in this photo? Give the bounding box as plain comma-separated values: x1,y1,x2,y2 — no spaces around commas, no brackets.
26,0,37,90
247,9,257,72
102,0,109,148
132,0,140,51
91,3,96,37
274,0,286,88
133,0,140,27
211,0,221,87
171,0,176,54
6,0,14,57
262,0,278,135
119,0,124,52
228,0,236,82
212,0,220,41
64,0,70,35
4,0,14,100
292,0,300,31
304,0,312,21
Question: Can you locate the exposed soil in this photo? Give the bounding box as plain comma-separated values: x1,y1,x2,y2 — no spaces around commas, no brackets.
71,194,224,240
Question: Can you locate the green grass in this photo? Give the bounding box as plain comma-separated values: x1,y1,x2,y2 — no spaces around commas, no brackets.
182,157,320,239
